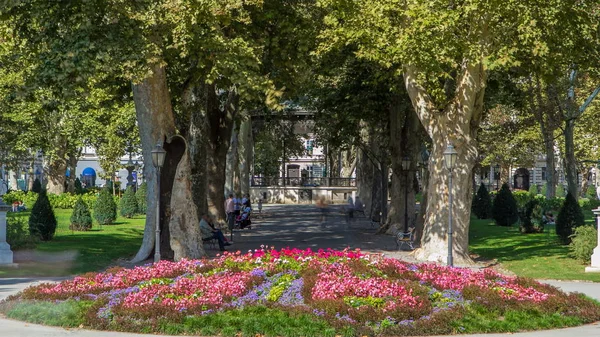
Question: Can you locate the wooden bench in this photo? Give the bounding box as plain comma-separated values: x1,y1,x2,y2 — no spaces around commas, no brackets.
395,228,415,250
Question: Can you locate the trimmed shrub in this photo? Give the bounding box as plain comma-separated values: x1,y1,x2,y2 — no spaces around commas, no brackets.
6,217,37,249
31,178,42,193
520,199,539,233
513,190,531,210
578,198,600,211
136,182,147,214
74,178,85,195
70,197,93,231
556,184,566,198
528,184,538,197
556,192,585,245
94,187,117,225
472,183,492,219
585,185,597,200
492,183,519,226
28,190,57,241
119,186,138,218
569,225,597,263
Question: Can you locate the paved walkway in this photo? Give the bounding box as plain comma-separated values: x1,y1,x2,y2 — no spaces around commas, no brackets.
1,204,600,336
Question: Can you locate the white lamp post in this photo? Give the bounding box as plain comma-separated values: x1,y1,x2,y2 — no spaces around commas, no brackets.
151,142,167,263
443,143,458,267
585,207,600,272
0,196,13,265
401,157,411,234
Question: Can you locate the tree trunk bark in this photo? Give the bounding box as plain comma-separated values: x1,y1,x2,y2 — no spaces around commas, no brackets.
206,85,238,225
225,121,238,196
404,62,486,265
46,145,67,195
357,147,374,215
66,151,78,193
580,166,591,198
27,157,35,191
238,117,253,196
564,118,578,197
131,64,182,263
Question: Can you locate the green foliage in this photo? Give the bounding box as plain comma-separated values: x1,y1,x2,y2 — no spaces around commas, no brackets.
520,199,540,234
541,183,548,198
2,190,102,209
556,184,566,198
512,190,531,211
492,183,519,227
578,198,600,211
6,300,92,327
94,187,117,225
528,184,538,197
569,226,598,264
2,190,38,209
28,190,57,241
119,186,138,218
69,197,92,231
6,217,37,249
585,185,597,200
74,178,84,195
540,197,565,214
472,183,492,219
556,193,585,245
31,178,42,193
136,183,147,214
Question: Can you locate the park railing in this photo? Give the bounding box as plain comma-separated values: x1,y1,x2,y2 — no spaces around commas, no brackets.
251,176,356,187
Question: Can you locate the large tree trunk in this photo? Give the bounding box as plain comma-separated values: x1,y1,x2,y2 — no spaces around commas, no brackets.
184,82,208,220
564,118,578,197
46,144,67,195
206,85,238,225
66,151,78,193
225,121,238,196
357,147,374,215
131,65,203,262
382,94,419,234
405,62,486,265
580,166,592,198
238,117,253,196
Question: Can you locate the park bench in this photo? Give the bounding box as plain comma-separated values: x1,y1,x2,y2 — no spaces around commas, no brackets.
395,227,415,250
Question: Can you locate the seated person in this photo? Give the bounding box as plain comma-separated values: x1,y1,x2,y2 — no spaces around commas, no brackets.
236,206,252,229
542,212,555,225
199,214,231,251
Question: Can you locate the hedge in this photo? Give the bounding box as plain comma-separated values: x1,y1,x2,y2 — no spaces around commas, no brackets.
3,190,119,210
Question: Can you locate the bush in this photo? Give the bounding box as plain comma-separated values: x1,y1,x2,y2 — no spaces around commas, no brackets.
540,197,564,214
119,186,138,218
520,199,540,234
512,190,531,210
74,178,85,195
528,184,538,197
578,198,600,211
136,182,147,214
70,197,93,231
569,225,598,264
540,183,548,197
472,183,492,219
492,183,519,226
28,190,57,241
556,184,566,198
556,192,585,245
94,187,117,225
585,185,598,200
31,178,42,193
6,217,37,249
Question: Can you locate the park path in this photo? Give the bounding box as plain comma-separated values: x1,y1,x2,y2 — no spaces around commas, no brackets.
1,204,600,337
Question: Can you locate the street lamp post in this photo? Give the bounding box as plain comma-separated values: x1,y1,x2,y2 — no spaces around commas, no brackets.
151,142,167,263
401,157,411,233
443,144,458,267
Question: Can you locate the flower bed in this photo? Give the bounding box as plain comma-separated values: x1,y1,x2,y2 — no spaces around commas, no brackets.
3,247,600,336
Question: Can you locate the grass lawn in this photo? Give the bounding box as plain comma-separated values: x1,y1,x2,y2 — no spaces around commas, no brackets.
0,209,145,277
469,210,600,282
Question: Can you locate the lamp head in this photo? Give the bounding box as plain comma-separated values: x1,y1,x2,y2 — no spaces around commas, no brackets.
401,157,410,171
443,144,458,171
151,142,167,168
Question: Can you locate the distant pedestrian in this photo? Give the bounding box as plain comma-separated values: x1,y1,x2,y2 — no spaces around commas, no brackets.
346,196,354,221
224,194,235,230
257,198,263,214
316,196,328,225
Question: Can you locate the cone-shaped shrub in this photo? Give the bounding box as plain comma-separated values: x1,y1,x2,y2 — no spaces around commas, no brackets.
74,178,85,195
556,192,585,245
528,184,538,197
70,197,92,231
472,183,492,219
541,183,548,197
492,183,519,226
120,186,138,218
28,190,57,241
136,182,147,214
31,178,42,193
556,184,566,197
94,186,117,225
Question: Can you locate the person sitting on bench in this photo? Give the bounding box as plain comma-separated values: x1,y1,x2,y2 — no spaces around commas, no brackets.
200,214,231,251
